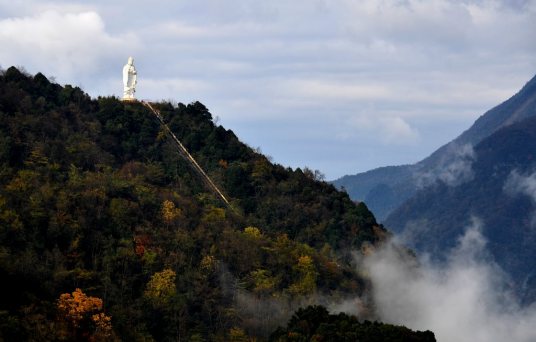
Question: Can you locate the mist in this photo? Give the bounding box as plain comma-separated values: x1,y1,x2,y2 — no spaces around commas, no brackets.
504,169,536,226
217,264,369,337
363,218,536,342
416,143,475,188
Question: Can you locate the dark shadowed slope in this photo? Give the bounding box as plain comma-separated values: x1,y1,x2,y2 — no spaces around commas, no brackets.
386,115,536,303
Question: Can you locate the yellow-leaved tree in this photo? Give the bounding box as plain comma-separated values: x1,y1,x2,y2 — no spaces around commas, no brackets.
243,226,262,239
144,268,177,307
289,255,318,296
161,200,182,226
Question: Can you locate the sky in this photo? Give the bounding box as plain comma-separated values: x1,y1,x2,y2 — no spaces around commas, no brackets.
0,0,535,179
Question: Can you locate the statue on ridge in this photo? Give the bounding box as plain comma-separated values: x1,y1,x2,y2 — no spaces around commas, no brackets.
122,56,137,101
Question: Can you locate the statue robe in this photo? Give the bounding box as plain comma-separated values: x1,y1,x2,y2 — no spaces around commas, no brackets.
123,62,137,98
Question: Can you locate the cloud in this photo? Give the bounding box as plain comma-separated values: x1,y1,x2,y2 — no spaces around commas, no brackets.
0,10,139,80
504,169,536,201
504,169,536,226
281,79,391,102
0,0,95,18
218,265,294,336
141,78,213,100
416,143,476,187
340,0,536,53
395,218,433,251
363,218,536,342
341,114,420,146
217,264,369,337
379,117,420,145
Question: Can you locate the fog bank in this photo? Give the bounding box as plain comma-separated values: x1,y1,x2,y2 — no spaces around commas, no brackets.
364,219,536,342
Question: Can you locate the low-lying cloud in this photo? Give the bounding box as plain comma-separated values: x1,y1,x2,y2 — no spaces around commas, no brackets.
504,170,536,200
363,218,536,342
504,169,536,226
218,264,365,337
416,143,476,188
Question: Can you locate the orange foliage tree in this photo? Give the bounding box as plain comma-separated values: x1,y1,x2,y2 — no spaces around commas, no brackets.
57,288,113,340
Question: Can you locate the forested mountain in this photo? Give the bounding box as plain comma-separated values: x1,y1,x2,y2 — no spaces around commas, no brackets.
333,74,536,221
386,115,536,303
0,67,435,341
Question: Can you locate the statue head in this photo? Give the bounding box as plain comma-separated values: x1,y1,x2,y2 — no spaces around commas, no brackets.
127,56,134,65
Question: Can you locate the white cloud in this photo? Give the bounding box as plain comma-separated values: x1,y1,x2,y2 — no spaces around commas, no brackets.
416,143,476,187
363,218,536,342
504,169,536,226
379,117,420,144
0,10,139,80
342,0,472,47
282,79,391,102
343,114,420,145
339,0,535,53
143,78,212,95
0,0,95,17
504,170,536,201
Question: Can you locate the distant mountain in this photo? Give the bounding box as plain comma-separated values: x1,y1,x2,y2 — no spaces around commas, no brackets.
333,74,536,221
385,115,536,303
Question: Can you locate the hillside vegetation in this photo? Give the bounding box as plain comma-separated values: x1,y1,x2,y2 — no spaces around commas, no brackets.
0,67,429,341
270,305,435,342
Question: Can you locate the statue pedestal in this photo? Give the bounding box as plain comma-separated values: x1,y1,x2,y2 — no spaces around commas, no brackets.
121,97,136,102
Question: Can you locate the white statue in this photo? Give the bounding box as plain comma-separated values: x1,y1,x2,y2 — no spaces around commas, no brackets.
122,56,137,101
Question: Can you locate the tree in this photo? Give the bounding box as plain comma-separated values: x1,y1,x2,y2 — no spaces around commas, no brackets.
144,269,177,307
161,200,182,225
244,226,262,239
56,288,114,341
289,255,317,296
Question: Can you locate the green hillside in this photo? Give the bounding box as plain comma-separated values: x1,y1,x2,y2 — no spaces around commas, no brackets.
0,67,421,341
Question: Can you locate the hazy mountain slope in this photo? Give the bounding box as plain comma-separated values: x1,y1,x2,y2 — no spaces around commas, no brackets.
334,165,417,220
385,116,536,303
333,74,536,221
0,66,421,340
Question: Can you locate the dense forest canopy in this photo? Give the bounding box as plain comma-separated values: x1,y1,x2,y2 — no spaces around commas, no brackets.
270,305,435,342
0,67,431,341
